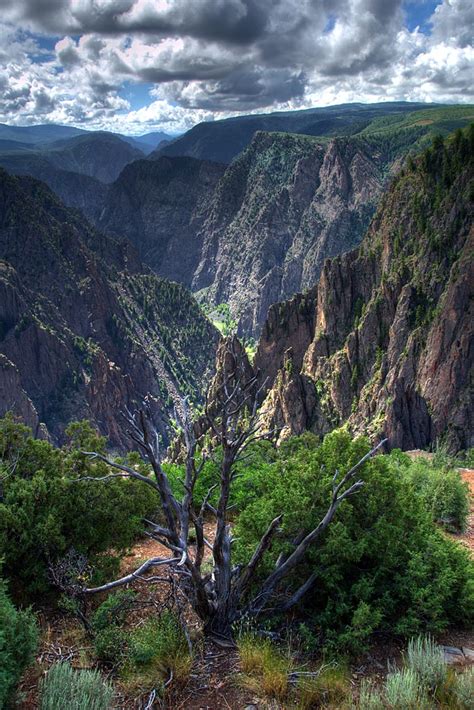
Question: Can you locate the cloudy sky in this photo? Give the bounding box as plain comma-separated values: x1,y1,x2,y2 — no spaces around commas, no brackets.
0,0,472,135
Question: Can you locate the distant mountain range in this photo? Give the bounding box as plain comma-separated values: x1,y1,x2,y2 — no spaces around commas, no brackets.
153,101,456,164
0,126,176,215
0,123,174,154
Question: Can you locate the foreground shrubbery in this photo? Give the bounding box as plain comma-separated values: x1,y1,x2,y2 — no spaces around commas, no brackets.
393,450,469,532
232,431,473,653
0,577,38,708
0,411,472,705
166,429,472,655
39,663,113,710
0,415,157,600
91,591,191,689
236,632,474,709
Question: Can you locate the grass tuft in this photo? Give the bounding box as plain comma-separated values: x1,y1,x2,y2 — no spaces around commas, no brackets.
406,634,447,692
39,663,113,710
237,633,291,700
357,678,385,710
295,665,351,709
452,667,474,710
385,667,429,709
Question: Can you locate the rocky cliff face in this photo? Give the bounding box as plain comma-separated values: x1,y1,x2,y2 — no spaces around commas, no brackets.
1,162,107,223
0,169,219,449
97,131,409,337
98,156,226,286
255,129,474,451
193,131,407,335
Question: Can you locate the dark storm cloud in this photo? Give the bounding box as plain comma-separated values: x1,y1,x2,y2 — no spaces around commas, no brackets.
0,0,402,91
0,0,271,43
0,0,472,132
164,68,308,112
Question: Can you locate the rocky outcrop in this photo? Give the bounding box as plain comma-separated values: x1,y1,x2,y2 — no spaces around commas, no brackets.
98,156,226,285
255,130,474,451
0,354,45,438
192,132,398,335
0,169,219,449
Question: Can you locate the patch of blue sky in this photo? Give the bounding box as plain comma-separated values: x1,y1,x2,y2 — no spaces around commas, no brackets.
118,81,156,110
323,14,337,33
402,0,443,33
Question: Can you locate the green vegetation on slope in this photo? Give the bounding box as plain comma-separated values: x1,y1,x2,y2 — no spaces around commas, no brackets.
0,415,156,599
0,578,38,708
0,411,472,704
0,168,219,446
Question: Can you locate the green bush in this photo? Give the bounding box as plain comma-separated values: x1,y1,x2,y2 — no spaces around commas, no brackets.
0,415,157,600
92,604,191,682
406,635,446,692
456,448,474,469
452,667,474,710
0,578,38,708
90,590,136,633
394,452,469,532
165,438,277,513
39,663,113,710
93,625,129,666
233,430,474,653
385,668,429,709
128,612,190,674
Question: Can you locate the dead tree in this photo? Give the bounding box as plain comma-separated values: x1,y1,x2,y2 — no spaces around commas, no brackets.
78,338,386,640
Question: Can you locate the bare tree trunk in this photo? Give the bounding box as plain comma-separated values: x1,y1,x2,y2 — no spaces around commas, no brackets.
73,337,385,640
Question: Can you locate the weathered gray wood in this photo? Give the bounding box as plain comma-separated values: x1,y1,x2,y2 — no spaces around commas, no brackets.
78,338,382,638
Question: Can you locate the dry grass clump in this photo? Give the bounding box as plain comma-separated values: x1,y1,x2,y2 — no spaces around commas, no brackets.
237,633,291,700
295,665,351,709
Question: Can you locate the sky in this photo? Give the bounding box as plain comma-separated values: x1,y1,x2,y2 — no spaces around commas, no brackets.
0,0,472,136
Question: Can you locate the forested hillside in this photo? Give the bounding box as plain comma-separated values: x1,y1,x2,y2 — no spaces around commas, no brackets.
0,169,218,448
